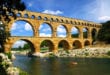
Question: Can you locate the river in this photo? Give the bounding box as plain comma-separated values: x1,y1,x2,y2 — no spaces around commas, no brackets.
13,55,110,75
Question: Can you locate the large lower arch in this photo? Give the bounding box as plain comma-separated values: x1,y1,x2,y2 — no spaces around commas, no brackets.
84,40,91,47
11,39,35,54
40,40,54,52
58,40,70,50
73,40,82,49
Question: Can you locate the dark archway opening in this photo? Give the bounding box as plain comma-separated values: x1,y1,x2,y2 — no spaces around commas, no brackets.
92,28,97,43
40,40,54,53
84,40,90,47
73,40,82,49
58,40,69,50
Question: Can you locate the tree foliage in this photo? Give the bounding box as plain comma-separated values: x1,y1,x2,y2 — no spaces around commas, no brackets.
0,0,26,52
0,0,26,22
23,44,30,50
97,21,110,43
71,34,79,38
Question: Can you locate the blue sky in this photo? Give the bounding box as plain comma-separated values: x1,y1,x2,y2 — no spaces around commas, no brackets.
12,0,110,48
22,0,110,22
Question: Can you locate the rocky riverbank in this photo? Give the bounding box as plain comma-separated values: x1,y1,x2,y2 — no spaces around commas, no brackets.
11,47,110,58
55,47,110,58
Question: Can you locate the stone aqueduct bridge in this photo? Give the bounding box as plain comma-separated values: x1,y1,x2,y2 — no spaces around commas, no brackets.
3,10,101,54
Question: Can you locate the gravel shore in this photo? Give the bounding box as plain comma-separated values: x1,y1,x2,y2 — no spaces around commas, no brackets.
56,47,110,58
12,47,110,58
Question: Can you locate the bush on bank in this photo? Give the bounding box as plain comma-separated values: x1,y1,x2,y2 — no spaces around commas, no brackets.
107,51,110,56
0,52,28,75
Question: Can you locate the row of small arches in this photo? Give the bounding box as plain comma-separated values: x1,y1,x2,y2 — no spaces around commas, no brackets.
12,12,101,28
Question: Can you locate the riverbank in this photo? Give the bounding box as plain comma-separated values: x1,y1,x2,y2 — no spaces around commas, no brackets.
11,47,110,58
56,47,110,58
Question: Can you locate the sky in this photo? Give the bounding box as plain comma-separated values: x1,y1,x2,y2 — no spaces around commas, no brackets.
22,0,110,22
12,0,110,48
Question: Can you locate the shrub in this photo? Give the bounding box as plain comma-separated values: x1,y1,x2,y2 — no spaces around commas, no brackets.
5,52,12,59
107,51,110,56
85,52,89,56
65,50,69,54
19,69,28,75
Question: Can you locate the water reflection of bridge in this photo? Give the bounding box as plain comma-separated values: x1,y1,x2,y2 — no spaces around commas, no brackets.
3,10,101,54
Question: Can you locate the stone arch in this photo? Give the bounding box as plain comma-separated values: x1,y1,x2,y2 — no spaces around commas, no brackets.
37,16,42,20
56,18,59,22
16,13,21,17
40,40,54,52
57,24,68,37
10,20,34,36
11,39,35,53
83,27,89,38
74,21,77,25
73,40,82,49
50,18,54,21
44,17,48,21
66,20,69,23
58,40,70,50
31,15,35,19
61,19,64,23
78,22,80,25
24,14,29,18
84,40,91,47
70,21,73,24
71,26,80,38
39,22,53,37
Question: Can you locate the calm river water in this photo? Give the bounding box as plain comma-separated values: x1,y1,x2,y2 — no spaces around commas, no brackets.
13,55,110,75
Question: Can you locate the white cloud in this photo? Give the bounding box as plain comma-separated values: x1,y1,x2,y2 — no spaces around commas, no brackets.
39,25,43,30
25,23,32,31
57,25,66,33
11,23,17,30
42,10,63,15
12,41,26,48
39,33,51,37
58,34,66,37
28,2,33,7
98,16,110,21
71,27,79,34
42,28,51,32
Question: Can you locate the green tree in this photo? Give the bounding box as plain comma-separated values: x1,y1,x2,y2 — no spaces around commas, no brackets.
0,0,26,52
71,33,79,38
23,44,30,50
18,46,22,50
40,41,48,47
0,0,26,21
97,21,110,43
